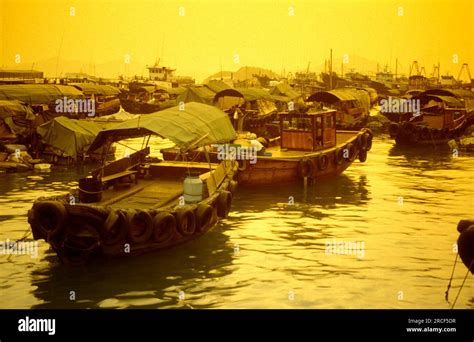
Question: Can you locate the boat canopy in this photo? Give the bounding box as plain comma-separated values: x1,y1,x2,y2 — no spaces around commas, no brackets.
129,85,156,94
213,88,272,103
37,116,110,158
307,88,371,111
156,86,186,95
0,100,35,120
0,84,84,105
422,88,474,99
0,100,36,136
70,83,120,96
415,94,465,108
307,88,361,103
205,80,233,93
88,102,236,152
176,86,216,104
269,83,301,101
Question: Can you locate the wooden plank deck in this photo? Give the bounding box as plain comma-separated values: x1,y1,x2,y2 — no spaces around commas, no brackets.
149,161,218,170
108,179,184,210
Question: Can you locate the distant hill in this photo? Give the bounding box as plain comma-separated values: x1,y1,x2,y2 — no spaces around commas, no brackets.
1,57,149,80
204,66,280,85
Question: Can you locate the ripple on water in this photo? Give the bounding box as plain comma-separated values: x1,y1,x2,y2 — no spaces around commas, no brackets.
0,136,473,309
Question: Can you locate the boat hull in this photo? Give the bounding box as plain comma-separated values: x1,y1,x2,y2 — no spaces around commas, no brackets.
237,130,370,185
457,220,474,274
27,161,238,265
389,121,466,146
162,129,372,186
120,99,174,114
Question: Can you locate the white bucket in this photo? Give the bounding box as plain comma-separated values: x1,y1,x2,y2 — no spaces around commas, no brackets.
183,176,203,204
34,163,52,172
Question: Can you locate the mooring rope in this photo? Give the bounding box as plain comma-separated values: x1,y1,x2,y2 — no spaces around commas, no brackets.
6,226,32,262
451,260,473,309
445,252,459,302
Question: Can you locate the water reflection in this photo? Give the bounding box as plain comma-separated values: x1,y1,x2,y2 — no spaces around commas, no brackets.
0,136,473,308
30,226,235,309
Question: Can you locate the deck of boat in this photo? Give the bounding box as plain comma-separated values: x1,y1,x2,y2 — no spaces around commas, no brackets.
98,178,183,210
88,160,221,210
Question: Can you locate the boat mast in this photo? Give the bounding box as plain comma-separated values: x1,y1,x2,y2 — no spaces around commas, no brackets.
329,49,333,90
395,58,398,80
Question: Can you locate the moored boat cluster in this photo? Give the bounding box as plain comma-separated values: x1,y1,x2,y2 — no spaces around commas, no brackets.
0,61,472,265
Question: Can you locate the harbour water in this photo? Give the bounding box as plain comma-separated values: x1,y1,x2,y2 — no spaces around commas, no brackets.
0,135,473,309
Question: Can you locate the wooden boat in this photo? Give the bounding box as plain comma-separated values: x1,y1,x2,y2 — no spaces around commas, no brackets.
306,88,371,130
0,100,36,143
120,98,175,114
119,84,178,114
457,220,474,274
0,145,42,172
70,83,121,116
27,103,238,265
231,110,371,185
163,109,373,186
387,90,468,146
35,116,117,164
213,88,279,138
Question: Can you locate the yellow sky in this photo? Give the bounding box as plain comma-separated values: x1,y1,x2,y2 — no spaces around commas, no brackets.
0,0,472,81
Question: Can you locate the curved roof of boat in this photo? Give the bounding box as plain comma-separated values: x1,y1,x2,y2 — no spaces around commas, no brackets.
0,84,84,104
306,88,365,103
422,88,474,99
213,88,272,102
415,94,465,108
70,83,120,96
88,102,236,151
406,89,425,95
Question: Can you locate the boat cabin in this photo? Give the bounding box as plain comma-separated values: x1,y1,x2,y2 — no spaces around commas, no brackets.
414,94,466,130
279,110,337,151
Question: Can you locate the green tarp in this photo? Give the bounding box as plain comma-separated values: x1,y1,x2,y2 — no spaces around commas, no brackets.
156,86,186,95
0,100,35,120
0,84,84,105
89,102,236,152
70,83,120,96
37,116,108,158
205,80,233,93
214,88,272,102
0,100,35,136
270,83,301,101
176,86,216,104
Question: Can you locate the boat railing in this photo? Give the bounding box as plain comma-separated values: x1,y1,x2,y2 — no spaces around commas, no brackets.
91,146,150,180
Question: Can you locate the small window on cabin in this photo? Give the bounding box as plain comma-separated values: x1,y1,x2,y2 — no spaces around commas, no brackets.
325,115,333,128
316,116,322,136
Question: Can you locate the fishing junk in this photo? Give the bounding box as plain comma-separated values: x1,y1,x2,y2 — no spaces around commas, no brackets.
27,103,238,265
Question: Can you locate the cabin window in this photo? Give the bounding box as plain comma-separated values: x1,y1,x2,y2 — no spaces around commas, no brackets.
325,114,333,128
